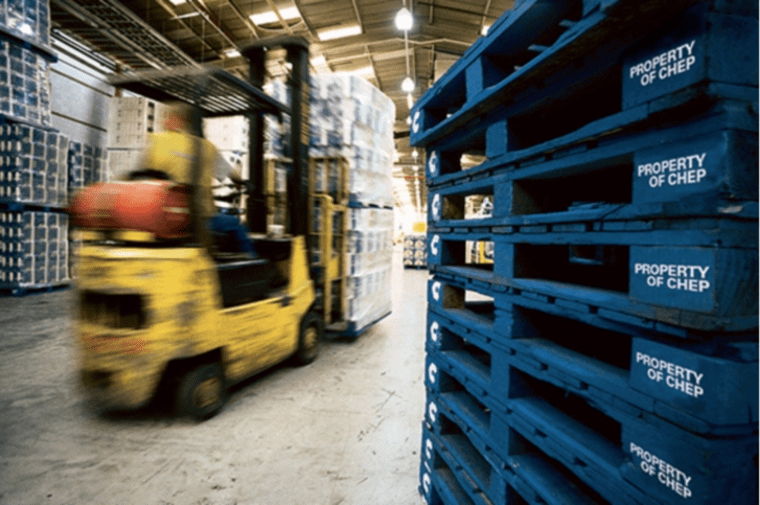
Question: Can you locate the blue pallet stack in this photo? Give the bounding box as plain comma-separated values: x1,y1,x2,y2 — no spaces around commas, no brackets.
413,1,758,504
0,0,71,294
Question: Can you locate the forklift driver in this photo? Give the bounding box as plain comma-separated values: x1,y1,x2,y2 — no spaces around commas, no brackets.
128,101,255,257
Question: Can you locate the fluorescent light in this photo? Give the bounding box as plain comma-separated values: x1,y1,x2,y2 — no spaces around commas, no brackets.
317,25,361,42
250,6,301,25
482,25,490,36
168,0,186,5
173,12,200,19
311,55,327,66
224,49,240,58
349,66,375,78
401,77,415,92
395,8,413,31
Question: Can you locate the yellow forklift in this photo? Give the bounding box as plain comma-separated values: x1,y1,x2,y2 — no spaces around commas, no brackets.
71,37,349,419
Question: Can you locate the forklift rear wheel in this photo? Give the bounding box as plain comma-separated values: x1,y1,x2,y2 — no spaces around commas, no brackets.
295,312,323,365
177,363,226,420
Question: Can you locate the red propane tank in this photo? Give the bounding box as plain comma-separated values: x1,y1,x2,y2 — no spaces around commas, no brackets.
69,181,191,239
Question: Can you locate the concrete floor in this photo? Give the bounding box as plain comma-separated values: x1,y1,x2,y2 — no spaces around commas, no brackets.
0,246,429,505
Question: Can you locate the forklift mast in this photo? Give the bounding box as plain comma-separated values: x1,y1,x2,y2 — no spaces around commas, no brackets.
241,37,310,253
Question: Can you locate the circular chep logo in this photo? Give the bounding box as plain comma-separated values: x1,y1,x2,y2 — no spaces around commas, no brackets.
427,150,439,177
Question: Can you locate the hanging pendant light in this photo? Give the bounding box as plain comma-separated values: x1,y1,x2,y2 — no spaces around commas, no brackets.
395,8,413,31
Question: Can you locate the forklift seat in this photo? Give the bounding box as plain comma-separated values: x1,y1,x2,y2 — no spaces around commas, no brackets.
216,258,278,308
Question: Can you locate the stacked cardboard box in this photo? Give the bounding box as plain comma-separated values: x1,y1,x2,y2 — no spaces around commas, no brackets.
0,4,71,293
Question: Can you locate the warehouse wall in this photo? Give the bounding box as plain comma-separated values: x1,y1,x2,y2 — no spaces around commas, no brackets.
48,38,112,150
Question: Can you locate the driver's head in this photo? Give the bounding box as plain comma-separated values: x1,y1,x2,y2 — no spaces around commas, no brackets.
163,101,203,136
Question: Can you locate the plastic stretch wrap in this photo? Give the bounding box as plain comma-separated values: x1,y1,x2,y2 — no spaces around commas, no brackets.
0,210,68,286
0,0,51,47
346,265,392,331
0,39,51,125
69,142,107,196
344,207,393,329
0,123,67,207
310,75,395,208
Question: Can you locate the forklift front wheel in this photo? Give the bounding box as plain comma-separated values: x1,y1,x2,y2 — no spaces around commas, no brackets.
177,363,226,420
295,311,323,365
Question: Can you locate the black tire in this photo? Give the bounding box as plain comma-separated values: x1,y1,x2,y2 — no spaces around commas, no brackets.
294,311,323,365
176,363,226,420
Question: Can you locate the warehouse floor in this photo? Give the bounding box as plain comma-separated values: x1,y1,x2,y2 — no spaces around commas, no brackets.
0,245,429,505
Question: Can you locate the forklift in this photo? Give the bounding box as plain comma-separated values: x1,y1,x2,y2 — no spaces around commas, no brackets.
70,37,349,419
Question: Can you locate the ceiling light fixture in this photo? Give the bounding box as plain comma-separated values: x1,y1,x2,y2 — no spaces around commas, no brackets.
250,6,301,25
482,25,491,36
224,48,240,58
395,8,413,31
349,66,375,78
168,0,186,5
317,25,362,42
172,12,200,20
398,3,415,93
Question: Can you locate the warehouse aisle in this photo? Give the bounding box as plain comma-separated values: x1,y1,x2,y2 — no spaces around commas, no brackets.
0,245,430,505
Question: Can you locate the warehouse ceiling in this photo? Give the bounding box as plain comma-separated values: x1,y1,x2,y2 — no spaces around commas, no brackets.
49,0,513,216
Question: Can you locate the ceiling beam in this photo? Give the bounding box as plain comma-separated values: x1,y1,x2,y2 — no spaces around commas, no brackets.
293,0,318,40
153,0,217,54
264,0,295,35
186,0,238,51
350,0,365,32
221,0,262,40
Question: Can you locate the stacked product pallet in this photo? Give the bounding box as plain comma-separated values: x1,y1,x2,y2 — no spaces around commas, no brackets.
311,74,395,335
106,96,169,180
310,74,395,209
413,1,758,504
344,206,393,334
0,0,71,293
403,234,427,269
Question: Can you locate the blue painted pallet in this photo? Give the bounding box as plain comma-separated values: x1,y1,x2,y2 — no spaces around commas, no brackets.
428,241,759,331
426,346,759,505
502,367,759,505
422,411,513,505
428,217,757,250
0,200,67,212
333,310,392,338
0,280,70,296
411,1,757,154
419,423,491,505
426,271,760,340
346,200,393,211
427,306,757,436
422,416,607,505
425,102,758,221
425,370,659,505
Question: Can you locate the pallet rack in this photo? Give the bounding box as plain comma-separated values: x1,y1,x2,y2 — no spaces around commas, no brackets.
415,1,758,504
